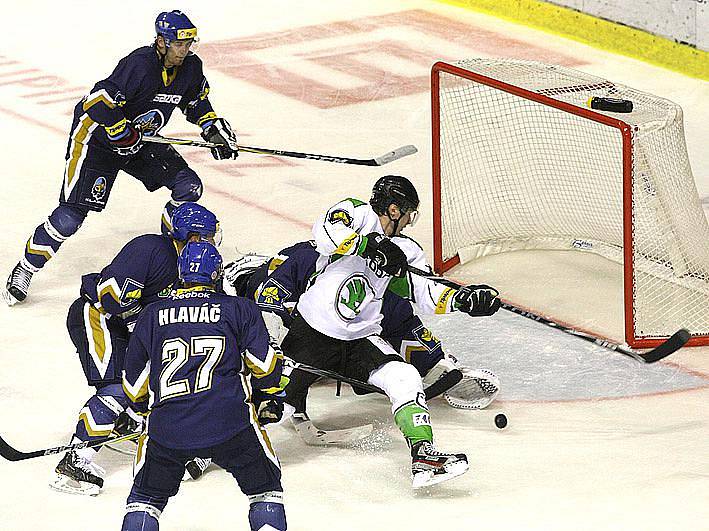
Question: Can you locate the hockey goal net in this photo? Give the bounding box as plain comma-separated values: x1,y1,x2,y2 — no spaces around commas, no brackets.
432,59,709,348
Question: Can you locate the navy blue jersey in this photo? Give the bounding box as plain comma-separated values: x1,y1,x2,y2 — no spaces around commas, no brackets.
71,45,215,153
253,241,320,326
123,288,282,449
80,234,178,323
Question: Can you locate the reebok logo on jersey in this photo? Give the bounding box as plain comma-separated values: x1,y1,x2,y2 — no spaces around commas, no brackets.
152,94,182,104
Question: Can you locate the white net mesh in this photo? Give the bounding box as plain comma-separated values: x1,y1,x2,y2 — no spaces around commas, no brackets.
435,59,709,343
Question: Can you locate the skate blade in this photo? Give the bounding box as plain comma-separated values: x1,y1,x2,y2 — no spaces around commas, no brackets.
1,289,19,307
49,474,101,496
412,460,469,489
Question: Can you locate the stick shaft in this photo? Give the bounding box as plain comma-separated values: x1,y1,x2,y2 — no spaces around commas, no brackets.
0,431,140,462
285,358,461,400
142,136,416,166
407,266,689,363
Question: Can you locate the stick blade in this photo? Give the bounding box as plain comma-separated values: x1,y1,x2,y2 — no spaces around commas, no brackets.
425,369,463,400
640,329,691,363
0,435,29,461
373,145,418,165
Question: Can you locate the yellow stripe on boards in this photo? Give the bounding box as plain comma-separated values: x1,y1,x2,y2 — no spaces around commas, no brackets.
437,0,709,80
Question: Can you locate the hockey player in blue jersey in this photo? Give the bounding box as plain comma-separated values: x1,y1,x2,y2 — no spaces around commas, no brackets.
121,241,287,531
50,203,220,496
4,10,238,305
224,241,500,414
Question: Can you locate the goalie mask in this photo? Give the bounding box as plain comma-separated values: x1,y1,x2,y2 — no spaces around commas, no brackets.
370,175,420,232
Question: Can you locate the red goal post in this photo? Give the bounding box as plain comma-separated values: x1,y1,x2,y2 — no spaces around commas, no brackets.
431,59,709,348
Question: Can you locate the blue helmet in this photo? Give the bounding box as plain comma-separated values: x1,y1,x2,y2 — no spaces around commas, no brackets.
179,241,223,284
155,10,198,46
170,202,219,243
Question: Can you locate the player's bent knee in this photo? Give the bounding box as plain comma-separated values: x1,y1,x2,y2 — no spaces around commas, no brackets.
248,494,286,531
368,361,424,411
170,168,202,202
49,204,89,238
122,502,161,531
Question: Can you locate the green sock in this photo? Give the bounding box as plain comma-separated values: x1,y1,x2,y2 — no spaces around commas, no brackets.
394,401,433,446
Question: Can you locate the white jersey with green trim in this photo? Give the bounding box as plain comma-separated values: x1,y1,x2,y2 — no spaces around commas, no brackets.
297,198,458,340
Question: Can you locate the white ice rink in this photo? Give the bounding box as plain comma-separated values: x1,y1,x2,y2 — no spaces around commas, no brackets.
1,1,708,530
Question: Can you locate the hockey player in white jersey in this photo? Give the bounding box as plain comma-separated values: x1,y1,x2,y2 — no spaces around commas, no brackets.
281,175,501,488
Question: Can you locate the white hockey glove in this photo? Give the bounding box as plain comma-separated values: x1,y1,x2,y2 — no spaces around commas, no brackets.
201,117,238,159
423,357,500,410
223,253,270,296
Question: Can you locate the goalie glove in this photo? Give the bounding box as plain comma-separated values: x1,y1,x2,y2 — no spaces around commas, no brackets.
453,284,501,316
201,117,239,160
358,233,408,277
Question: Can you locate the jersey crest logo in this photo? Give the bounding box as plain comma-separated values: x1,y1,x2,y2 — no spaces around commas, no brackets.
157,287,172,298
90,177,108,202
256,279,291,311
328,209,353,227
336,274,371,321
121,278,145,306
133,109,166,136
412,325,442,352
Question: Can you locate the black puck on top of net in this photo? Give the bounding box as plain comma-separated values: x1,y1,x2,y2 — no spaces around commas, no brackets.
587,96,633,113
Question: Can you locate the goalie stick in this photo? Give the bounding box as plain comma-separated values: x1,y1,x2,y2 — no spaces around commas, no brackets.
285,357,463,400
290,412,374,447
407,265,690,364
0,431,140,462
142,135,418,166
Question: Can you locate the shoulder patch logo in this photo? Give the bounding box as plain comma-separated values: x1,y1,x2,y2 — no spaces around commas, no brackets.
256,279,292,311
328,209,353,227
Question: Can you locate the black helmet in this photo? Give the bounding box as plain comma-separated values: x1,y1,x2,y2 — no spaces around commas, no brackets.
370,175,420,216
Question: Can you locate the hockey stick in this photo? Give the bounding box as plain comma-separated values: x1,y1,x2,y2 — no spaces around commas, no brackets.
407,265,690,364
0,431,141,462
142,135,418,166
285,358,462,400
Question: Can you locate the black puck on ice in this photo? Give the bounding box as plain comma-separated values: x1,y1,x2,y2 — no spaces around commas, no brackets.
587,96,633,113
494,413,508,429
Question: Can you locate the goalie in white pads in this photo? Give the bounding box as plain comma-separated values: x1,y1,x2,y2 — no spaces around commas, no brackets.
278,175,501,488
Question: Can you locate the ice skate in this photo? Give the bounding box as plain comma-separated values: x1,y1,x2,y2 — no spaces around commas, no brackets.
4,261,34,305
183,457,212,481
410,441,468,489
49,451,105,496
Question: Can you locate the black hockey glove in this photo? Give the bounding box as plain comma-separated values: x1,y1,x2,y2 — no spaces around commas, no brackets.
106,120,142,156
253,389,285,425
453,284,501,316
359,233,408,277
201,118,239,160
